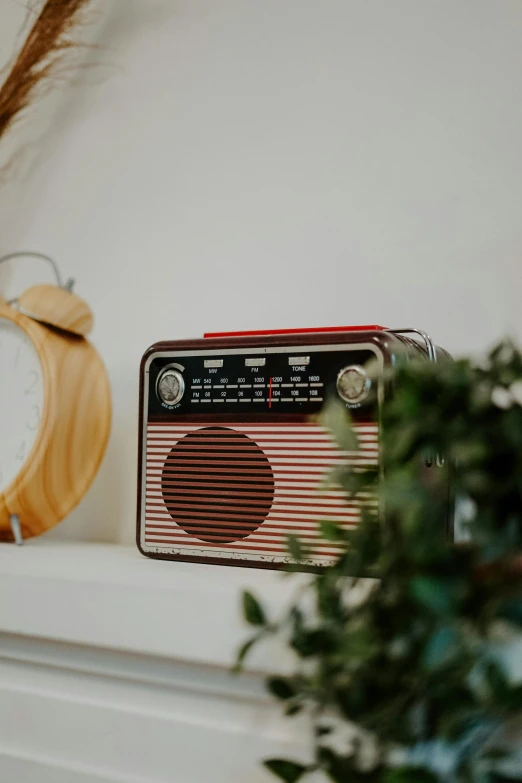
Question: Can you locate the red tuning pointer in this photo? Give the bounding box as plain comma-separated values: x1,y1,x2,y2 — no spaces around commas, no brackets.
269,377,273,408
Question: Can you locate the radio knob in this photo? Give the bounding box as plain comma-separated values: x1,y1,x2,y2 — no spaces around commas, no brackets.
336,365,371,404
156,368,185,406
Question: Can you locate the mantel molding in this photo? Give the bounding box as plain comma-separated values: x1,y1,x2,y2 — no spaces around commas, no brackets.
0,540,304,671
0,541,310,783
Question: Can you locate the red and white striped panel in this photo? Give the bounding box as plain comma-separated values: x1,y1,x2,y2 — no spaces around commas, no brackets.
142,422,379,567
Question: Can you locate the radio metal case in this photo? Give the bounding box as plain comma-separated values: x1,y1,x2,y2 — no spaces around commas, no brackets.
137,326,448,570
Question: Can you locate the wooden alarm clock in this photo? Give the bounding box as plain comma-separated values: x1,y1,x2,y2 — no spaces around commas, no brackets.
0,252,111,543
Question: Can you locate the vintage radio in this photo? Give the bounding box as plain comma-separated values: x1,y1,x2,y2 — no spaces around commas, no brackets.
137,326,448,569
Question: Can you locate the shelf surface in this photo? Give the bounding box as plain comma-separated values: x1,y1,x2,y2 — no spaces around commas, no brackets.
0,540,305,671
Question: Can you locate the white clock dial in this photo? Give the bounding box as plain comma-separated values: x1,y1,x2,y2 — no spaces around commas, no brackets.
0,319,44,494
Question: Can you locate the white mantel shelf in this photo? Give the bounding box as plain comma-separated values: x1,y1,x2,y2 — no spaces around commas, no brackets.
0,541,311,783
0,540,303,671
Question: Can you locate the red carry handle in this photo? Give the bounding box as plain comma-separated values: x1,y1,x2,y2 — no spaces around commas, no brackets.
204,325,387,338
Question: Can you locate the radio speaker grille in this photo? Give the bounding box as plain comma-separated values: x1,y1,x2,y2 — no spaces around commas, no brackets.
144,422,378,566
161,427,275,543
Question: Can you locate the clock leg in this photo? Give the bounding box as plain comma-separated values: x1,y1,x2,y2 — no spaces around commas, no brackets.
9,514,23,546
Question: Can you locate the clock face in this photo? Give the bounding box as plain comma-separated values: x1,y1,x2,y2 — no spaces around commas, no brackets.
0,318,44,495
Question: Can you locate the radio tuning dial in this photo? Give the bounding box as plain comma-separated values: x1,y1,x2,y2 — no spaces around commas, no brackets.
156,368,185,406
336,365,371,404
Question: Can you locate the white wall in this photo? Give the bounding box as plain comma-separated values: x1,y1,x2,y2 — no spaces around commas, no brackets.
1,0,522,544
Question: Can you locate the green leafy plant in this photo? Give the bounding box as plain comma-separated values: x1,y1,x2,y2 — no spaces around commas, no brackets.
238,342,522,783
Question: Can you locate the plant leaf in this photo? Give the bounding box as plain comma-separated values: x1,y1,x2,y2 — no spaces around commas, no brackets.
497,596,522,627
267,676,296,701
291,627,336,657
264,759,308,782
319,520,346,541
318,397,358,452
383,767,438,782
242,590,266,626
315,725,333,737
287,534,303,561
422,625,460,669
410,577,457,616
233,636,258,672
484,658,510,702
318,746,381,781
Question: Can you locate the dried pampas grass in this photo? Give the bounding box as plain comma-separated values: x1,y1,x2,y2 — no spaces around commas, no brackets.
0,0,95,144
